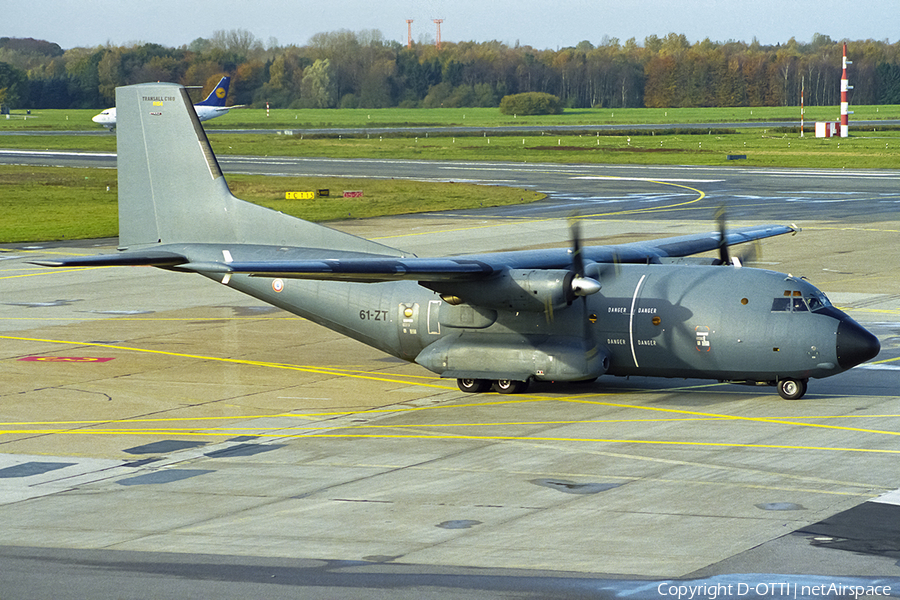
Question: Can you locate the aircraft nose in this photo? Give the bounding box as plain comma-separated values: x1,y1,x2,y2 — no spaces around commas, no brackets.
836,318,880,370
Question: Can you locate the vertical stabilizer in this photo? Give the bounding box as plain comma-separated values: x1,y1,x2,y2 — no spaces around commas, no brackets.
196,76,230,107
114,82,404,256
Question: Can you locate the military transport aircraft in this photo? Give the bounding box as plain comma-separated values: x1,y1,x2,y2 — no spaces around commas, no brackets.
91,76,242,130
37,82,880,400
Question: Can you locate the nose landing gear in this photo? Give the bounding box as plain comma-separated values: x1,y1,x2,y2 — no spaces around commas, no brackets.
777,377,808,400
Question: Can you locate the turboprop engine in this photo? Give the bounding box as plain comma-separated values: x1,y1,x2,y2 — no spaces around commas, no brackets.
432,268,601,312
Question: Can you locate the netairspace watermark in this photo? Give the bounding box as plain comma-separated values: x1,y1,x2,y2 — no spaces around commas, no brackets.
656,581,894,599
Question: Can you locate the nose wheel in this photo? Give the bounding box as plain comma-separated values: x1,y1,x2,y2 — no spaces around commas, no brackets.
777,378,808,400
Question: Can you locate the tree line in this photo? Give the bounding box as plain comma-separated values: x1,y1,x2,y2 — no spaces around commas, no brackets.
3,31,900,111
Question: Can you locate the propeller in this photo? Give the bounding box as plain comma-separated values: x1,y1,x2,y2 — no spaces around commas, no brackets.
715,206,761,268
715,206,731,265
568,217,608,378
569,217,602,297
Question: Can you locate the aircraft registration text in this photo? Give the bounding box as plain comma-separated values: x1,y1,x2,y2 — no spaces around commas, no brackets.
359,309,389,321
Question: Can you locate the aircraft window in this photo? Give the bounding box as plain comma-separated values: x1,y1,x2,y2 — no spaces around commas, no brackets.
792,298,809,312
771,298,791,312
807,292,832,312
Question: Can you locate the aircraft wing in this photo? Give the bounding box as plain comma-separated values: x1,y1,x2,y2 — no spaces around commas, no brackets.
598,223,798,263
30,224,797,283
217,223,798,282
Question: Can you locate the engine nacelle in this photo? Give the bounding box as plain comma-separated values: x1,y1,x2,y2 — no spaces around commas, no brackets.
434,269,576,312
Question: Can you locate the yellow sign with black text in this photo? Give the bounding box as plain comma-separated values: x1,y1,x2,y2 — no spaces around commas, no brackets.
285,191,315,200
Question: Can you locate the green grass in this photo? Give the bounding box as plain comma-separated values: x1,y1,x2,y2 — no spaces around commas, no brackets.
0,166,119,241
3,102,900,168
202,104,900,130
207,128,900,169
4,104,900,131
0,166,544,243
3,127,900,169
2,105,899,242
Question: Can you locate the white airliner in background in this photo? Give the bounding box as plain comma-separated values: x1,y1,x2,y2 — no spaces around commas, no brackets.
92,76,243,129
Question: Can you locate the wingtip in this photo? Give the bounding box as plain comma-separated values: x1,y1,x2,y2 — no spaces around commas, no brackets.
27,260,66,267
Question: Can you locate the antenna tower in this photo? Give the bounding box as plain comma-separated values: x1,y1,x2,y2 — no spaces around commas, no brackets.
840,43,853,138
433,19,444,50
406,20,414,49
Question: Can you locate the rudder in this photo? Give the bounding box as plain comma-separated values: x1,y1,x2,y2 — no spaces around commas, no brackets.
196,76,229,107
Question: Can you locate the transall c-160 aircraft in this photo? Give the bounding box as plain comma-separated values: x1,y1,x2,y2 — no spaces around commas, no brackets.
35,83,881,400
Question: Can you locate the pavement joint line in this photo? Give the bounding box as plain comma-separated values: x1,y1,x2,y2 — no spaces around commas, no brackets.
555,396,900,438
2,427,899,455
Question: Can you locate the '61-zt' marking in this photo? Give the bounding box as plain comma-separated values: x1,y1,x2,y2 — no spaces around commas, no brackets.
359,309,389,321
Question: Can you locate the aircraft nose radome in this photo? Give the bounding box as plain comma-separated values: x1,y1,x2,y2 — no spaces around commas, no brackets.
836,319,880,370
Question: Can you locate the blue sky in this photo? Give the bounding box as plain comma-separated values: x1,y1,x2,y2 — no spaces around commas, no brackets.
6,0,895,50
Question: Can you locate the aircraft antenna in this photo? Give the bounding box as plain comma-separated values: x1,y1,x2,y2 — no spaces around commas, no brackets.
433,19,444,50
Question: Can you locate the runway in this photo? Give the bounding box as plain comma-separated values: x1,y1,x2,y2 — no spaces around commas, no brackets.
1,161,899,597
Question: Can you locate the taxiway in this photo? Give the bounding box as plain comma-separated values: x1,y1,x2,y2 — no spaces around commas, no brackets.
0,163,898,597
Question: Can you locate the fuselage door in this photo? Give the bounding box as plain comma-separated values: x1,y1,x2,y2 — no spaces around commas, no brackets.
398,302,420,358
427,300,442,335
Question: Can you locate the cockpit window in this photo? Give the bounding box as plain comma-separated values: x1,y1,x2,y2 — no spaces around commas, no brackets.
772,292,833,313
806,292,832,312
771,298,791,312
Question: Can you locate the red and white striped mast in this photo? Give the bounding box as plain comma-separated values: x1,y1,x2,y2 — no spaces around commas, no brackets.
840,42,852,138
800,76,805,137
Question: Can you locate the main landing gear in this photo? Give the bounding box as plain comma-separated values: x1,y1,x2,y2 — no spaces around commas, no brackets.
777,377,808,400
457,378,530,394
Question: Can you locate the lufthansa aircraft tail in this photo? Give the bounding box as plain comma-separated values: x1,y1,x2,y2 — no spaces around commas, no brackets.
195,76,230,107
114,82,405,257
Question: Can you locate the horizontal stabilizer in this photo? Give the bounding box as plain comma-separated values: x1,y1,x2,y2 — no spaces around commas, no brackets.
29,250,187,268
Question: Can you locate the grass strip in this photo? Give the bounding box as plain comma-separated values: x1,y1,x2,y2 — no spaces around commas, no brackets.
0,166,544,243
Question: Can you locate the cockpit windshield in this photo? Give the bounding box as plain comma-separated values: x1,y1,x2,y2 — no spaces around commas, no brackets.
771,291,833,313
806,291,832,312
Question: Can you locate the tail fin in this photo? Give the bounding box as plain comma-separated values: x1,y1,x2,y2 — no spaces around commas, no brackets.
195,76,230,107
115,82,404,257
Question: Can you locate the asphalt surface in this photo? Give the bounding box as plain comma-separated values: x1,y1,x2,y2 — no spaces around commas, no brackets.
1,158,898,598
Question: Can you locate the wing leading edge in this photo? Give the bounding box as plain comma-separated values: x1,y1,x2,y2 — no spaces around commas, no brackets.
212,223,799,283
30,224,797,282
